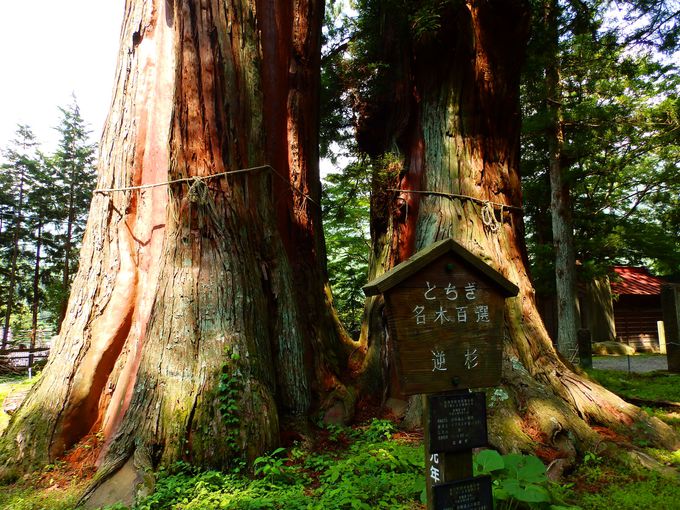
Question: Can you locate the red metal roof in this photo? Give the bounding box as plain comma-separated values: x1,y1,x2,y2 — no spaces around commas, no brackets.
610,266,665,296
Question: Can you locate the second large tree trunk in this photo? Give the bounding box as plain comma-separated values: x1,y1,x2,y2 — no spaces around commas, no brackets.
357,0,677,463
1,0,350,496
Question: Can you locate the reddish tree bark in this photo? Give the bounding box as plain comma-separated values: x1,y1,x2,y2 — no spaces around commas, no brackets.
0,0,351,501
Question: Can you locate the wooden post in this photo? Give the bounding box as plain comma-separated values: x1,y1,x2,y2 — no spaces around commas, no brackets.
662,284,680,373
658,321,667,355
424,391,492,509
577,328,592,369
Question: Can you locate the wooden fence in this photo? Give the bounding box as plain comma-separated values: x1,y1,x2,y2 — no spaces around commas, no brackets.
0,328,54,373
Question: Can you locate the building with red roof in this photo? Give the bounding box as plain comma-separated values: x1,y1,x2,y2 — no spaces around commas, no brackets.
610,266,665,296
540,266,667,353
609,266,666,351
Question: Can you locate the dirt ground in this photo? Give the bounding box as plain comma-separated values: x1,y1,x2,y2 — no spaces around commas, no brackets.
592,354,668,373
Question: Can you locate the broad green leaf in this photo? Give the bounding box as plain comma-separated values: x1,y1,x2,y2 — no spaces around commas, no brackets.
501,453,524,475
516,455,547,483
475,449,505,474
493,486,511,501
511,483,551,503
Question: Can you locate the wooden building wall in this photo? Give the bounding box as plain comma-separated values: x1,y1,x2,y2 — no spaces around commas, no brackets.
614,295,663,351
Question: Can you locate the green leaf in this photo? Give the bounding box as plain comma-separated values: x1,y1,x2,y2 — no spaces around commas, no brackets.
509,483,551,503
501,453,524,473
474,449,505,474
493,486,511,501
516,455,547,483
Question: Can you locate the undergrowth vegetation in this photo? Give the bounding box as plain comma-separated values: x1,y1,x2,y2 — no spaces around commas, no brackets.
104,419,425,510
565,449,680,510
96,420,578,510
2,369,680,509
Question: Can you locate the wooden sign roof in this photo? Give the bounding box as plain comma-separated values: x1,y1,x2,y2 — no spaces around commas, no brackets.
363,238,519,298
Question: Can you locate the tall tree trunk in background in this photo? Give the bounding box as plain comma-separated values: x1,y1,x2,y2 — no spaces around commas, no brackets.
583,275,616,343
358,0,677,462
1,0,350,498
57,173,77,330
29,223,43,367
545,0,578,357
2,169,26,349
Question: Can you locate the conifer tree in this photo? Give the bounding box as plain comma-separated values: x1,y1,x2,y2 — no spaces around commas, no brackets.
353,0,677,460
322,162,371,337
0,125,40,349
1,4,351,502
521,0,680,342
51,96,97,328
25,153,59,360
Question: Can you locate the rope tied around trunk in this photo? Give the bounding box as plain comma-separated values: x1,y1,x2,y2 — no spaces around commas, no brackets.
481,201,500,232
93,164,319,207
388,188,521,234
188,176,210,205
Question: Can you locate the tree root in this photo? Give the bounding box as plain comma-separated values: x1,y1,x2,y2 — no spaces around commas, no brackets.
485,352,679,467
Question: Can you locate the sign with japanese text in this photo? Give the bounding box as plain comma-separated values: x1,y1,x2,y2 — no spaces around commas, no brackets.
428,392,487,453
431,476,493,510
383,252,507,394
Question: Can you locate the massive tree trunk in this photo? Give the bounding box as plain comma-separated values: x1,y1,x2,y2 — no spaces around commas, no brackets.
1,0,350,495
358,0,677,462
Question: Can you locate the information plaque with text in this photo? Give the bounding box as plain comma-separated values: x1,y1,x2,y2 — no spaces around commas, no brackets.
428,392,488,453
432,475,493,510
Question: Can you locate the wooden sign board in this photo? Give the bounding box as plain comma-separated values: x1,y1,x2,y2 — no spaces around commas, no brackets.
364,239,518,395
432,476,493,510
428,392,487,453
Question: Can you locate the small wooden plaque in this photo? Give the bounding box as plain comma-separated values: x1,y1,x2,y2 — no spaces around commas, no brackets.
428,392,487,453
432,475,493,510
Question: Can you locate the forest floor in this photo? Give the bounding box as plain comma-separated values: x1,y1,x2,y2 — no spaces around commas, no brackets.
0,367,679,509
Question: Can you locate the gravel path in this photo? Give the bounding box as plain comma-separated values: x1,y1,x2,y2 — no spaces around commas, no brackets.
592,355,668,373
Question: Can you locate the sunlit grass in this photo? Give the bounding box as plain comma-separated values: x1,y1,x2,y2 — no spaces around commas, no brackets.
0,478,85,510
567,455,680,510
587,369,680,402
0,373,37,434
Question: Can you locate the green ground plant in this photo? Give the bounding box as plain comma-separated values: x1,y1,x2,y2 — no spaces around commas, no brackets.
102,420,579,510
121,418,425,510
473,449,579,509
565,452,680,510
